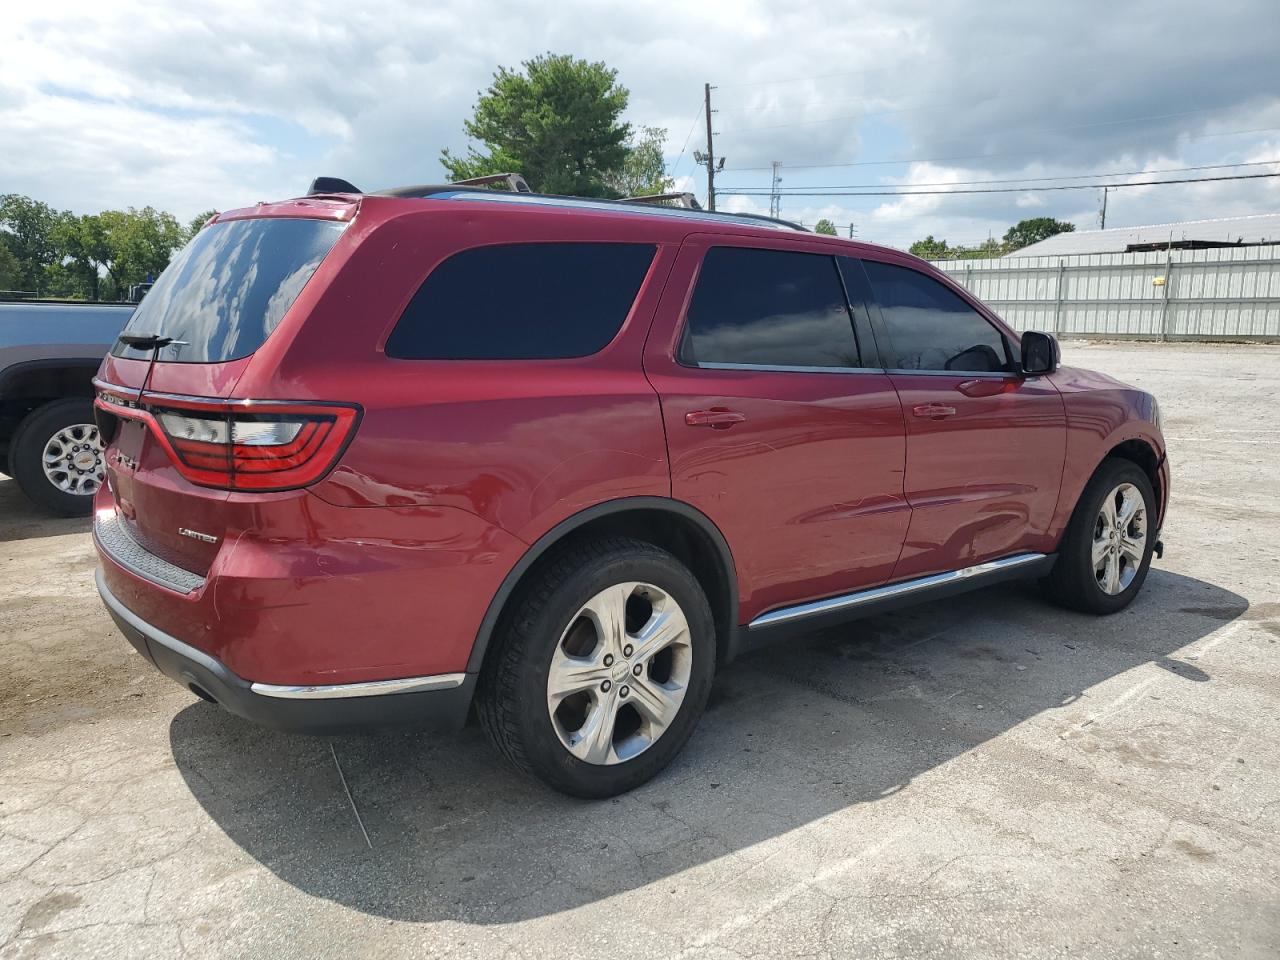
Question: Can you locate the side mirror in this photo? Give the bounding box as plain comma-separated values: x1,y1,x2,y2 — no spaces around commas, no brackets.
1020,330,1060,375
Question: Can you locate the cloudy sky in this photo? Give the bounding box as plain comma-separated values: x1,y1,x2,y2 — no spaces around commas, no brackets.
5,1,1279,248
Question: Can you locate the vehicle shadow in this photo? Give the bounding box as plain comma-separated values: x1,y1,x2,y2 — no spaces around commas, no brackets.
168,567,1246,925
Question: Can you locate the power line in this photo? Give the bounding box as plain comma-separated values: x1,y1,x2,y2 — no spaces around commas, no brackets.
724,126,1280,172
747,159,1280,192
668,100,705,180
724,103,1242,135
718,170,1280,197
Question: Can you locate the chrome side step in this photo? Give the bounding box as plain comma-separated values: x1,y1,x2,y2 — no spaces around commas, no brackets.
748,552,1049,630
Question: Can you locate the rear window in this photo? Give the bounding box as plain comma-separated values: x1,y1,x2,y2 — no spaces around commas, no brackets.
385,243,656,360
112,217,346,363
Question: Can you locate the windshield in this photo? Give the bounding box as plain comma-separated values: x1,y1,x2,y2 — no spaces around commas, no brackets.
112,217,346,363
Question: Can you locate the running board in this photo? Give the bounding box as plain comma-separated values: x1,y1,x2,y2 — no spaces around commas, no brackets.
745,552,1054,640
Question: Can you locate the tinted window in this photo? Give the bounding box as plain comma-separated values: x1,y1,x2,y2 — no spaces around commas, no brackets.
861,259,1012,373
386,243,655,360
681,247,860,368
112,218,346,363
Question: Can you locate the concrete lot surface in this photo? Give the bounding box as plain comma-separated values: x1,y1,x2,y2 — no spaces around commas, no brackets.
2,341,1278,959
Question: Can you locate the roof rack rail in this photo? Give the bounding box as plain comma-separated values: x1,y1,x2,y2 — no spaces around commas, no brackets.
620,192,702,210
448,173,532,193
307,172,532,198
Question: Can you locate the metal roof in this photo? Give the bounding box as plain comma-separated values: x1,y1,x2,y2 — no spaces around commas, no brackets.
1007,212,1280,257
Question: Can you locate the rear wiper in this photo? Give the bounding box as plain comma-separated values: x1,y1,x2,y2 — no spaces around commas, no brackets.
118,333,183,350
116,333,188,398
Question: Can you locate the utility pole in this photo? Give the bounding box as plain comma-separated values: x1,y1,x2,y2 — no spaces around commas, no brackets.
769,161,782,219
693,83,724,211
1099,187,1109,230
848,222,857,239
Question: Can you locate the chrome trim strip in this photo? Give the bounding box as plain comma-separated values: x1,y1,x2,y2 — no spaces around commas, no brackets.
748,552,1047,629
690,361,886,375
250,674,467,700
94,512,207,595
96,568,225,677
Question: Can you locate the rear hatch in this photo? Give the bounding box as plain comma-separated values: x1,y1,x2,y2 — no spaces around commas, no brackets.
96,211,351,578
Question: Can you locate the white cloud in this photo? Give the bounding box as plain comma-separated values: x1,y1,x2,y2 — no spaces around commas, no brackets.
2,0,1278,243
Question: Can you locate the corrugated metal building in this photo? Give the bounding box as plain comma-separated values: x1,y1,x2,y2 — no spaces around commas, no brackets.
1008,212,1280,258
935,245,1280,340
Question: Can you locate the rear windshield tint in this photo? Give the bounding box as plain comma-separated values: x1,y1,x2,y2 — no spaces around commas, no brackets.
112,217,346,363
385,242,656,360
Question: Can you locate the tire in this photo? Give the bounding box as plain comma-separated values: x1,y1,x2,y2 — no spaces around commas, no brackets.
8,398,104,517
477,537,717,798
1046,457,1157,615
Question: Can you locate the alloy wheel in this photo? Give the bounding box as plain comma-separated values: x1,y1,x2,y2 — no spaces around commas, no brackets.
1092,481,1147,595
546,581,693,765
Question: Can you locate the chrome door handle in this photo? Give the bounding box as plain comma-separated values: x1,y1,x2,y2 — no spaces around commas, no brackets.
685,408,746,429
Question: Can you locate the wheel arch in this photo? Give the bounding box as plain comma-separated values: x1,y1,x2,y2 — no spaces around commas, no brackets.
466,497,740,678
0,359,103,448
1102,436,1164,526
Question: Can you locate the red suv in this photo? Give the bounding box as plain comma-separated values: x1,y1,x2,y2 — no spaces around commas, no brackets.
93,185,1169,797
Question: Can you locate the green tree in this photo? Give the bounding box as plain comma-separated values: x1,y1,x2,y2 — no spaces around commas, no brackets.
0,241,20,291
954,238,1006,259
441,53,632,197
1003,217,1075,253
814,218,838,235
605,126,673,198
55,207,185,301
909,235,951,259
0,194,68,292
187,209,219,241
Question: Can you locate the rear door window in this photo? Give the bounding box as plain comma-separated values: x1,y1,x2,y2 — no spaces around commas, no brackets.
385,243,656,360
112,218,346,363
858,259,1013,373
679,246,861,369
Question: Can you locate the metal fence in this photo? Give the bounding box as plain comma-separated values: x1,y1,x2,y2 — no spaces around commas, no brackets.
931,245,1280,340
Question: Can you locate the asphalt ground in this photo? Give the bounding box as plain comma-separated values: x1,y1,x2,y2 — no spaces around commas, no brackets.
2,340,1277,959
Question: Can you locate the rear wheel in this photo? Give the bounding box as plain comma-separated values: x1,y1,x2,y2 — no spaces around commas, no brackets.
477,538,716,798
9,398,104,517
1046,458,1156,614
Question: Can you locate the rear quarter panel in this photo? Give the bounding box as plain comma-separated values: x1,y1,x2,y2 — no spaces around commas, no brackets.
238,204,680,544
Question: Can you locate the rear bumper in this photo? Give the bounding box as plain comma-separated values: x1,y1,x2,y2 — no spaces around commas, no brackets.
98,568,476,734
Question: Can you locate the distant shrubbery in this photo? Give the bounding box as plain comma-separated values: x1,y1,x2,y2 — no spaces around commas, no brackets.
910,217,1076,260
0,194,214,301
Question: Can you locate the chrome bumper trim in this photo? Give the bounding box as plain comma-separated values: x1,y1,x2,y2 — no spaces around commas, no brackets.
94,511,206,595
250,673,468,700
748,552,1048,629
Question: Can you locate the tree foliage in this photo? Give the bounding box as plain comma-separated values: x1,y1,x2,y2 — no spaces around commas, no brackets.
604,126,674,198
814,218,838,235
1002,217,1075,252
0,241,19,291
441,54,633,197
1,195,188,300
910,217,1078,260
187,210,219,241
908,235,952,259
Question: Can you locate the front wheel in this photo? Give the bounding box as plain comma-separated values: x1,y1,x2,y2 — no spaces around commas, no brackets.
477,538,716,798
1046,458,1157,614
8,398,105,517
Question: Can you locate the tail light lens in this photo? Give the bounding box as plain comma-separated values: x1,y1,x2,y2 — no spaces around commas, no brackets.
95,390,359,492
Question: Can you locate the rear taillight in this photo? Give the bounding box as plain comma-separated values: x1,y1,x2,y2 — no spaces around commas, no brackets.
95,389,359,492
